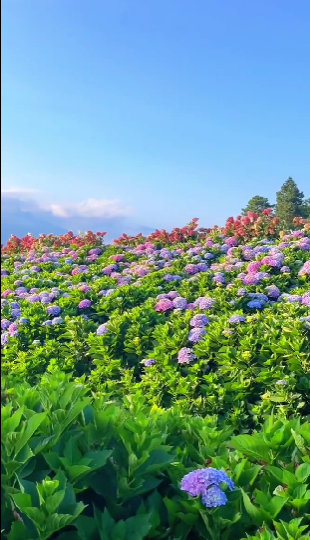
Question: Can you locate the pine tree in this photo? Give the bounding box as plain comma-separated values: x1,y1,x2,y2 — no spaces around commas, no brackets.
275,177,306,228
241,195,274,216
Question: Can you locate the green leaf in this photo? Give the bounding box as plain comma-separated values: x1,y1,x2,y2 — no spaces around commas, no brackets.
231,435,271,463
14,413,47,458
238,465,262,486
10,492,33,511
241,489,270,525
7,521,31,540
295,463,310,483
75,515,98,540
2,407,24,436
267,466,296,487
268,496,289,518
124,514,152,540
134,449,174,477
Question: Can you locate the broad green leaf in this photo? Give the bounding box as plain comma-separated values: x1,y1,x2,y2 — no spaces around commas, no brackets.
230,435,271,463
134,449,174,477
14,413,47,458
295,463,310,483
241,489,270,524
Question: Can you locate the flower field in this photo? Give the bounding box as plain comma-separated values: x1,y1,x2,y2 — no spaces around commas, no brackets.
1,213,310,540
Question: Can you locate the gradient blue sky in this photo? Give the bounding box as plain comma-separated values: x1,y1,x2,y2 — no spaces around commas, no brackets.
2,0,310,230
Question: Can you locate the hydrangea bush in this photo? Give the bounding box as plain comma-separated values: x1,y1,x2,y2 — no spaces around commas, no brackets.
1,215,309,540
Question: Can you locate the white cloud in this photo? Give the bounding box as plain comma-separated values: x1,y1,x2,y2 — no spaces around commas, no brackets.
1,187,40,196
2,186,132,219
45,198,132,219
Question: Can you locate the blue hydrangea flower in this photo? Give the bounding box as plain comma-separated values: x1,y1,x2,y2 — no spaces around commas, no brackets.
201,485,228,508
247,299,265,309
180,467,234,503
143,358,156,366
47,305,61,316
229,315,245,324
188,328,206,343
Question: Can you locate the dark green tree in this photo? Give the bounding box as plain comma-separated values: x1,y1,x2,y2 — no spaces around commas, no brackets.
275,177,307,227
241,195,274,216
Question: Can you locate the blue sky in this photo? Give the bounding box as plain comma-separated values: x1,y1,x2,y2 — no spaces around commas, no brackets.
2,0,310,231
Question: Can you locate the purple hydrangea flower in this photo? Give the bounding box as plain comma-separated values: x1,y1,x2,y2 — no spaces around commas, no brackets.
194,297,216,310
285,295,302,304
47,305,61,316
196,262,208,272
19,318,29,324
8,322,19,337
167,291,180,300
181,468,234,498
1,332,9,346
280,266,291,273
229,315,246,324
155,298,174,312
177,347,196,364
302,293,310,306
265,285,281,298
1,319,10,330
97,323,109,336
185,264,199,275
143,358,156,366
237,288,247,296
172,297,188,309
276,380,287,386
188,328,206,343
78,299,92,309
190,314,209,327
213,273,225,284
52,317,63,325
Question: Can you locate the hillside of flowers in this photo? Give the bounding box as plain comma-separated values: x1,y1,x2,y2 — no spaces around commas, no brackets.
1,211,310,540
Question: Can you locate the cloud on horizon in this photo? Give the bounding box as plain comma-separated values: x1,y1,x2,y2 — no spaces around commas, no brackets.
1,188,132,219
1,187,153,243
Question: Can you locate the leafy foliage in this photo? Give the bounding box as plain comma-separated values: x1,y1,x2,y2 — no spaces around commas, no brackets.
1,215,310,539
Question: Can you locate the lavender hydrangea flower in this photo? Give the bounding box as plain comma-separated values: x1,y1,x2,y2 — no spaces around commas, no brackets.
265,285,281,298
1,319,10,330
52,317,63,325
47,305,61,316
143,358,156,366
237,288,247,296
172,297,188,309
97,323,109,336
78,299,92,309
229,315,246,324
285,295,302,304
194,297,216,310
177,347,196,364
1,332,9,346
201,485,228,508
180,468,234,507
188,328,206,343
213,273,225,284
8,322,19,337
276,380,287,386
190,314,209,327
